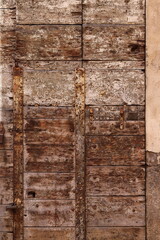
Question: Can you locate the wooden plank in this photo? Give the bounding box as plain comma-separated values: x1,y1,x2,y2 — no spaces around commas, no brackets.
0,30,16,63
147,166,160,240
83,25,145,60
83,0,145,24
24,200,75,227
0,123,13,150
0,0,15,8
75,68,86,239
24,106,74,120
20,61,81,106
24,144,75,173
0,232,13,240
0,177,13,204
17,0,81,24
16,26,82,60
24,173,75,200
13,67,23,240
0,150,13,177
87,196,145,226
86,106,145,136
87,166,145,196
0,205,13,232
84,61,145,105
86,136,145,166
87,227,145,240
0,9,15,29
24,227,75,240
24,119,75,145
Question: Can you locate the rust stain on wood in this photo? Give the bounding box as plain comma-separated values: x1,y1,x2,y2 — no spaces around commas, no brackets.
75,68,86,240
13,66,23,240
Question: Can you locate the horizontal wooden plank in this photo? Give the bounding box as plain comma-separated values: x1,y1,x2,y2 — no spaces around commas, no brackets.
0,30,15,63
16,26,82,60
86,136,145,166
24,173,75,199
87,166,145,196
24,227,75,240
87,196,145,226
20,61,81,106
24,107,74,119
0,205,13,231
87,227,145,240
83,25,145,60
24,119,74,145
17,0,81,24
0,177,13,204
84,62,145,105
24,200,75,227
147,166,160,240
0,123,13,150
0,0,15,8
83,0,145,24
24,144,74,173
0,8,15,29
0,232,13,240
86,106,145,136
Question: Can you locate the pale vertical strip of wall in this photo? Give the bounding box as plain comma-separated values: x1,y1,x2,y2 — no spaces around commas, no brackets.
146,0,160,239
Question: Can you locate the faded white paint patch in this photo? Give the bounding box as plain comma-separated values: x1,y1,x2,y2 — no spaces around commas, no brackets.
146,0,160,153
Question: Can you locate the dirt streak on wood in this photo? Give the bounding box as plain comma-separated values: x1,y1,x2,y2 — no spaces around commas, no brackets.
13,66,23,240
75,68,86,239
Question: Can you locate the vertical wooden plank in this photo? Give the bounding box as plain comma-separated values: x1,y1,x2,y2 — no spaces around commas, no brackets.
75,68,86,240
146,0,160,239
13,66,23,240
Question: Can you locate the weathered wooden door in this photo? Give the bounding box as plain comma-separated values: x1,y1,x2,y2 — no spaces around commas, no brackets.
1,0,159,240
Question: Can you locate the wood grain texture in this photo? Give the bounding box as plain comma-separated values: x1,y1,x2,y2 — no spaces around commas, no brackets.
83,25,145,60
24,173,75,200
24,144,75,173
24,119,75,145
86,136,145,166
87,196,145,226
24,106,74,120
0,0,15,8
17,0,82,24
86,106,145,136
0,232,13,240
83,0,145,24
87,166,145,196
0,150,13,177
87,227,145,240
75,68,86,239
84,61,145,105
0,177,13,204
16,26,82,60
0,206,13,232
24,200,75,227
20,61,81,106
24,227,75,240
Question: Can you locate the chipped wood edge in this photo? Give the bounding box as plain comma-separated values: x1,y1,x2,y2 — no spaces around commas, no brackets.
13,66,24,240
75,68,86,240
